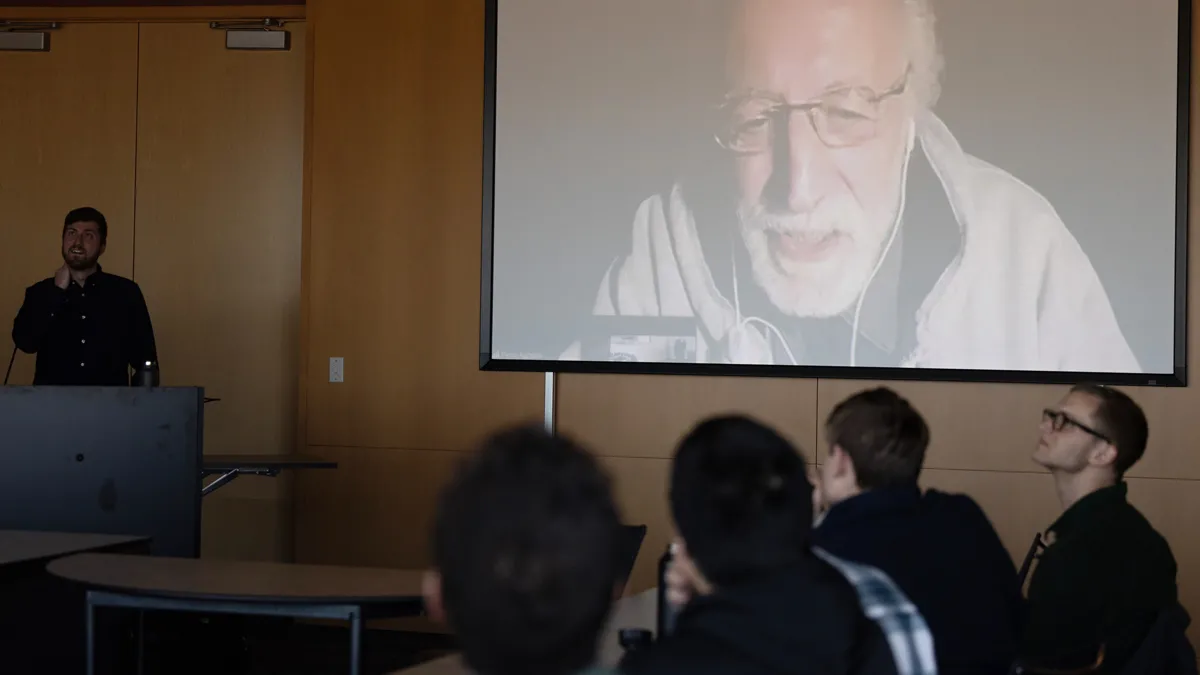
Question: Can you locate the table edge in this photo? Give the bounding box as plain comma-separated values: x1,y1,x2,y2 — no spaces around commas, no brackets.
46,555,425,607
0,535,151,568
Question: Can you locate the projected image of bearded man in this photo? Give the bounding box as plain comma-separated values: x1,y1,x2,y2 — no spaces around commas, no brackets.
577,0,1140,372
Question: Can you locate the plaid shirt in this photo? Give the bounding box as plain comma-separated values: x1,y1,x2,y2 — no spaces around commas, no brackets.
814,547,938,675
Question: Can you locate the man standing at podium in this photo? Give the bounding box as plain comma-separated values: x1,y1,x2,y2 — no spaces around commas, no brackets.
11,207,157,386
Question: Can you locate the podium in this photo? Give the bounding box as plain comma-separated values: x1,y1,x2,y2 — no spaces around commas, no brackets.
0,386,203,558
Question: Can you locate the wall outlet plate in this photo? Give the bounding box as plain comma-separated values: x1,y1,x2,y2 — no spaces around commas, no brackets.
329,357,344,383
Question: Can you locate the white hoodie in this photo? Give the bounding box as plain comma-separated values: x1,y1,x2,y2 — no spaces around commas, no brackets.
567,111,1141,373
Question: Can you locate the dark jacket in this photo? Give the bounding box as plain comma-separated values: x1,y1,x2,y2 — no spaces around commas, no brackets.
812,486,1022,675
1020,483,1177,675
618,556,897,675
11,266,157,386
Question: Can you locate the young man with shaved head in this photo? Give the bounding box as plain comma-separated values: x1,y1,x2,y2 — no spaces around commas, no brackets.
1023,384,1179,674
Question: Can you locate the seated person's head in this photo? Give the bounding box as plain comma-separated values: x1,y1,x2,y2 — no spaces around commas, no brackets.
670,415,812,589
819,387,930,508
424,425,621,675
1035,383,1148,484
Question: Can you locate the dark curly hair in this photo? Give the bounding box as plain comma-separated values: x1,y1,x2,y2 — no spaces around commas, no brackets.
433,424,621,675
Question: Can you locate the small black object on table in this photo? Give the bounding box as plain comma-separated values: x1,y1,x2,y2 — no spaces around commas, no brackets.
618,627,654,653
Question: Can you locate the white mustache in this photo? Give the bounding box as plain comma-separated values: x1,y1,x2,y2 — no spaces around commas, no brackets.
738,204,847,237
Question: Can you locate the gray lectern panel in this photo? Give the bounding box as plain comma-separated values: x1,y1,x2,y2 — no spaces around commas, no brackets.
0,386,203,557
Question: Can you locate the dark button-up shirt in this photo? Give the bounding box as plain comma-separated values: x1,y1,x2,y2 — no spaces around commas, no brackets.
1021,483,1177,674
11,266,157,386
812,485,1023,675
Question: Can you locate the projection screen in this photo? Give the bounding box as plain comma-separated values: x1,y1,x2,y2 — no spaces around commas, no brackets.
480,0,1190,385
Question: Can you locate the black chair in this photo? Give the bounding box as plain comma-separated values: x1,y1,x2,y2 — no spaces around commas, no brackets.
1013,603,1199,675
1119,603,1197,675
614,524,652,658
1011,646,1105,675
616,524,647,592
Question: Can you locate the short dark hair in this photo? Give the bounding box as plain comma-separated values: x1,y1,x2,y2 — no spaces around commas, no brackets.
1071,383,1149,477
433,425,620,675
64,207,107,244
825,387,930,489
669,415,811,586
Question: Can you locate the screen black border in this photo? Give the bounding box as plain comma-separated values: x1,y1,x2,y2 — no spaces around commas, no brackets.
478,0,1191,387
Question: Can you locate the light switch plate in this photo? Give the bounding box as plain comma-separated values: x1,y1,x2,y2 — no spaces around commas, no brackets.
329,357,344,383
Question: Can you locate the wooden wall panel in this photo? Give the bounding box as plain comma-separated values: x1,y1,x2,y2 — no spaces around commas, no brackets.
0,1,299,6
294,446,465,569
0,23,138,386
201,495,292,561
134,21,306,559
558,374,820,460
0,5,306,20
303,0,541,454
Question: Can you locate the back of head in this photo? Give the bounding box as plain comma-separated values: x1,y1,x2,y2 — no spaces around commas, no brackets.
433,425,620,675
1070,383,1149,477
825,387,929,489
670,415,812,586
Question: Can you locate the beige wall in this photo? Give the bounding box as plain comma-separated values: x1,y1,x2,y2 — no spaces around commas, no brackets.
0,9,306,561
296,0,1200,642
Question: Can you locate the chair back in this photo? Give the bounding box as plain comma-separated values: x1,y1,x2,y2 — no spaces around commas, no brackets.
1119,603,1197,675
1010,646,1105,675
615,524,647,592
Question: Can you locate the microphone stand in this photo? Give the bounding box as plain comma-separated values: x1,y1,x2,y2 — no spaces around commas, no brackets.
3,346,16,386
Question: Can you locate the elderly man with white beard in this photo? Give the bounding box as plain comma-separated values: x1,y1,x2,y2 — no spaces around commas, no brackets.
564,0,1139,372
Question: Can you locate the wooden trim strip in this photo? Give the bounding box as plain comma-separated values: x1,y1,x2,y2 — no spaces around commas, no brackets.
0,5,305,21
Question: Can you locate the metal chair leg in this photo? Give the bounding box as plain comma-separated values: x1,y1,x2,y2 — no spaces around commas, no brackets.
349,610,362,675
